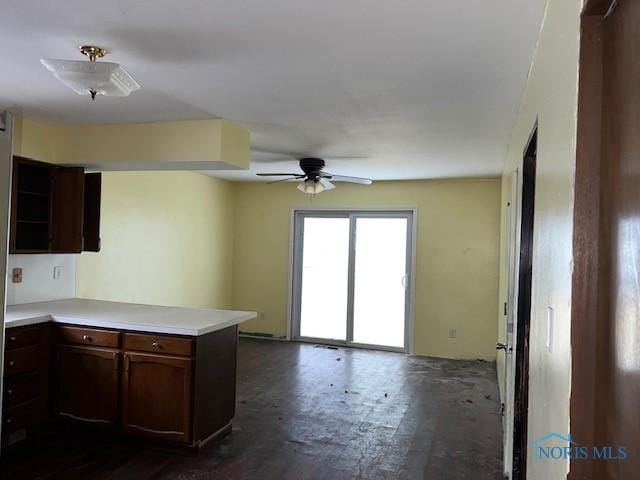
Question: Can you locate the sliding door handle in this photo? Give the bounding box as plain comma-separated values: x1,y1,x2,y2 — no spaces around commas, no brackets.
401,274,410,288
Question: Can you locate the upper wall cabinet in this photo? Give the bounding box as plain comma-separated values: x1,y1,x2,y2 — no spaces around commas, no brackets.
10,157,101,254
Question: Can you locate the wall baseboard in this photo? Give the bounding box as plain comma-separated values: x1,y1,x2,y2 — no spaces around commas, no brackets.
239,332,288,341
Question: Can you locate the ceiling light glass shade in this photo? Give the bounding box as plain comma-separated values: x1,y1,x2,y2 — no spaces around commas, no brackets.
40,59,140,97
297,178,335,194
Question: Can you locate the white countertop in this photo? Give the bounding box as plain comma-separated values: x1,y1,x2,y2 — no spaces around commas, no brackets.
5,298,257,336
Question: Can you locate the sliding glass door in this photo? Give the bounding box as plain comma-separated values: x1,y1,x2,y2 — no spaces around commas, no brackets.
292,210,413,351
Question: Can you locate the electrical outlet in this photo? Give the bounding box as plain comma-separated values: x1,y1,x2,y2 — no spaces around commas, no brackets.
449,329,457,339
11,268,23,284
53,265,62,280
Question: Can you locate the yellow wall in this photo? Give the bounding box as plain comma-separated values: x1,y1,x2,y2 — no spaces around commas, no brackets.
12,116,250,170
76,172,235,309
496,0,581,478
12,115,59,162
232,179,501,360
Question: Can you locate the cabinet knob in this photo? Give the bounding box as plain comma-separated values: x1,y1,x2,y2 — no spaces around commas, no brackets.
6,418,11,424
83,335,92,342
9,336,16,342
7,389,12,395
8,361,14,367
152,341,160,348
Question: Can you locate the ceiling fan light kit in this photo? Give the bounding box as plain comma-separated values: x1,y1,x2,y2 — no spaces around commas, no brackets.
41,45,140,101
297,177,336,195
258,157,373,195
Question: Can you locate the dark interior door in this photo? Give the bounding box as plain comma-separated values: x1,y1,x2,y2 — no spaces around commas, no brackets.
572,1,640,478
512,129,537,480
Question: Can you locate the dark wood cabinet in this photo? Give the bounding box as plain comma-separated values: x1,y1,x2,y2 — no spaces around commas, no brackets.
10,158,53,253
51,167,85,253
54,345,120,427
122,352,193,443
2,324,50,445
47,324,238,448
9,157,101,254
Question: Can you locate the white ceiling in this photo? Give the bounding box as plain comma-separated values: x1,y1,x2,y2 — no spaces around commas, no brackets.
0,0,544,181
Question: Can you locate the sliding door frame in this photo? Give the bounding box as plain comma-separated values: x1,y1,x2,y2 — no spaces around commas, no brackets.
288,207,417,354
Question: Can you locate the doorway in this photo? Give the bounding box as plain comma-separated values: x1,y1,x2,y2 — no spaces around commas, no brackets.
512,128,536,479
291,210,415,352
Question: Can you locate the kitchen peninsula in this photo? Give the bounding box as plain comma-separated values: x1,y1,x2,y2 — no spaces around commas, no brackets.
3,298,256,448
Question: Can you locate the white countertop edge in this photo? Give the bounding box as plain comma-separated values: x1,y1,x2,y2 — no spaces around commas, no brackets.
5,311,258,337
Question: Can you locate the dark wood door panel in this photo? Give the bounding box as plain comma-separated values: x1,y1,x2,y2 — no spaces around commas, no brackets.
572,2,640,479
83,172,101,252
51,167,84,253
122,352,192,443
55,345,120,427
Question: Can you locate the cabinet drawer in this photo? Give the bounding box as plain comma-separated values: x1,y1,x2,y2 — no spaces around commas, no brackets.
57,325,120,348
4,346,39,377
5,326,42,351
3,399,40,434
3,373,39,407
123,332,194,356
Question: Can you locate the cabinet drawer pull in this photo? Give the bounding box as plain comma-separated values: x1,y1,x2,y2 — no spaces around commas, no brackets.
152,341,160,348
83,335,92,342
7,389,12,396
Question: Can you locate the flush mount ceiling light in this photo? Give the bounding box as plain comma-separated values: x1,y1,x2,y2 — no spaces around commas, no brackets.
41,45,141,101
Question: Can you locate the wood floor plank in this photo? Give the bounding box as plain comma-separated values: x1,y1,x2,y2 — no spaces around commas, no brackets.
0,338,502,479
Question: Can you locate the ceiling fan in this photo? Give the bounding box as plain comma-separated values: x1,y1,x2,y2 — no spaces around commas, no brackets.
257,157,373,194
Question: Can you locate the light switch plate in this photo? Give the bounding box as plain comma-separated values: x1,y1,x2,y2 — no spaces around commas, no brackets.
53,265,62,280
449,329,457,339
11,268,22,283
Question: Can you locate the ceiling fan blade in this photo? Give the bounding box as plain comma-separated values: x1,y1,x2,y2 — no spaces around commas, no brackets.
256,173,302,177
267,176,305,184
318,178,336,190
320,173,372,185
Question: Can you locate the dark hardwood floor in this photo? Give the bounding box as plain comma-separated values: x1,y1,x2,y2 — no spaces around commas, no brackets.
0,338,502,480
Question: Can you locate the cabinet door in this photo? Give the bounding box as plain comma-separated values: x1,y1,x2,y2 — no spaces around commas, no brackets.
51,167,84,253
55,345,120,427
83,173,101,252
122,352,193,443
